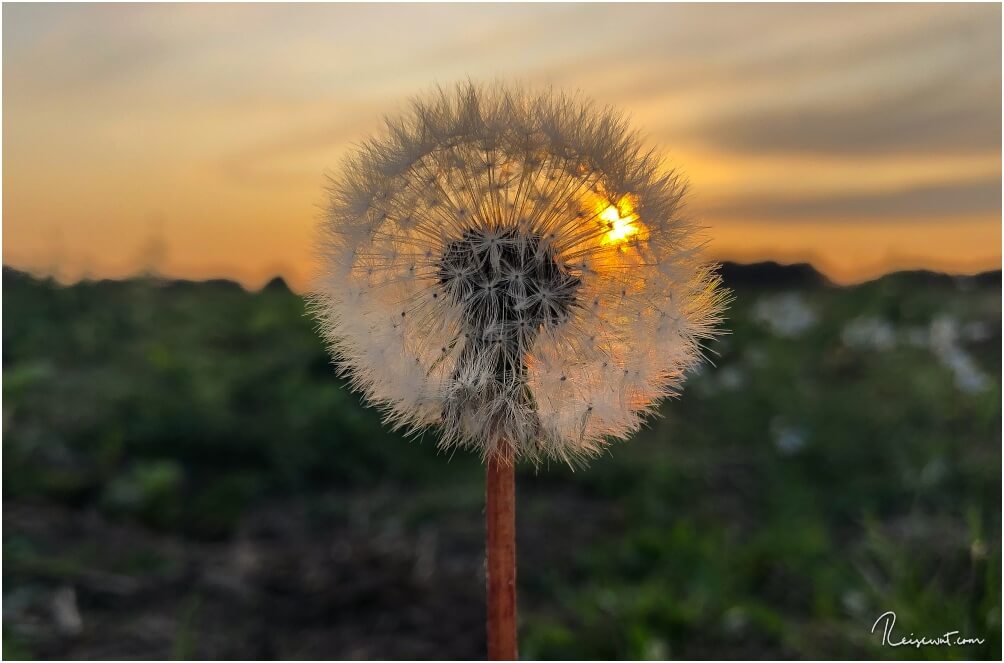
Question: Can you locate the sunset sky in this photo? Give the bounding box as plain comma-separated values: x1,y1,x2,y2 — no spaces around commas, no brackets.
3,2,1001,290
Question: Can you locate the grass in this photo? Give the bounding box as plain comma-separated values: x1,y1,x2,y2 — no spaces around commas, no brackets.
2,264,1000,659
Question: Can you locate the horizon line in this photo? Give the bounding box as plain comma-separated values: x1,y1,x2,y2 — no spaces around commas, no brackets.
5,260,1000,296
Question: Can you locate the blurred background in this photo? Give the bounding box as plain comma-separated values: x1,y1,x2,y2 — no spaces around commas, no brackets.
2,3,1001,660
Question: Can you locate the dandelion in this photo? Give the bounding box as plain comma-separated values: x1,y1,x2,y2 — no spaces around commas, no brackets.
310,82,728,658
312,83,726,464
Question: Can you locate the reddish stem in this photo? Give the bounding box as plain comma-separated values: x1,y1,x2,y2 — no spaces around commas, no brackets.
486,454,517,660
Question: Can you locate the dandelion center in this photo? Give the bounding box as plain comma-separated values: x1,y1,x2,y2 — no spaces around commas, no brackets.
438,226,581,379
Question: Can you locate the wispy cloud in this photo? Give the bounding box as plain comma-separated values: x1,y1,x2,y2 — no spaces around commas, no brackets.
705,177,1001,222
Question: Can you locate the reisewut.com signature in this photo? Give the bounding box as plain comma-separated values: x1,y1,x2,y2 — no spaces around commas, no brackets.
871,611,986,648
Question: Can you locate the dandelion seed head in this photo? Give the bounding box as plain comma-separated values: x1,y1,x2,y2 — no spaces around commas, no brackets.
310,82,728,465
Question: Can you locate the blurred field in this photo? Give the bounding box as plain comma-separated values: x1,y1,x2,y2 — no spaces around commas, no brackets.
2,263,1000,660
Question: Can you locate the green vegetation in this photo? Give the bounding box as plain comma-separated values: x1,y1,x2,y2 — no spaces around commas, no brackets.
3,265,1000,659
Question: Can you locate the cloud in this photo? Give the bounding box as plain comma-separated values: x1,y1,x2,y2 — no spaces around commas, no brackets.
695,71,1001,157
583,5,1002,159
704,177,1001,222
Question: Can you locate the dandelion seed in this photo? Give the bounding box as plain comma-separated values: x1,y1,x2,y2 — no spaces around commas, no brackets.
310,82,728,465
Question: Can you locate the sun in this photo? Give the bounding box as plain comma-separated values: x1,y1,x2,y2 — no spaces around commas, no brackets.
599,196,640,244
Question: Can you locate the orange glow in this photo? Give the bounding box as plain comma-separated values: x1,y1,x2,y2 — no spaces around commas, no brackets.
599,196,641,245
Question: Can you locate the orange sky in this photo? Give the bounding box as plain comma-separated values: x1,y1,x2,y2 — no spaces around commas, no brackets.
3,3,1001,290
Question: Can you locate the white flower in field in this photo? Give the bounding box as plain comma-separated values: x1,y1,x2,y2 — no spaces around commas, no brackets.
841,316,896,351
929,316,988,394
753,292,816,338
310,83,727,464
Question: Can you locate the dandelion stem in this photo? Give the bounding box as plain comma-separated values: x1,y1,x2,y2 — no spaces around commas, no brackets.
486,453,517,660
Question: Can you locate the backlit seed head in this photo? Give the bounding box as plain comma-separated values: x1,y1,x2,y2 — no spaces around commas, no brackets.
310,82,728,465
